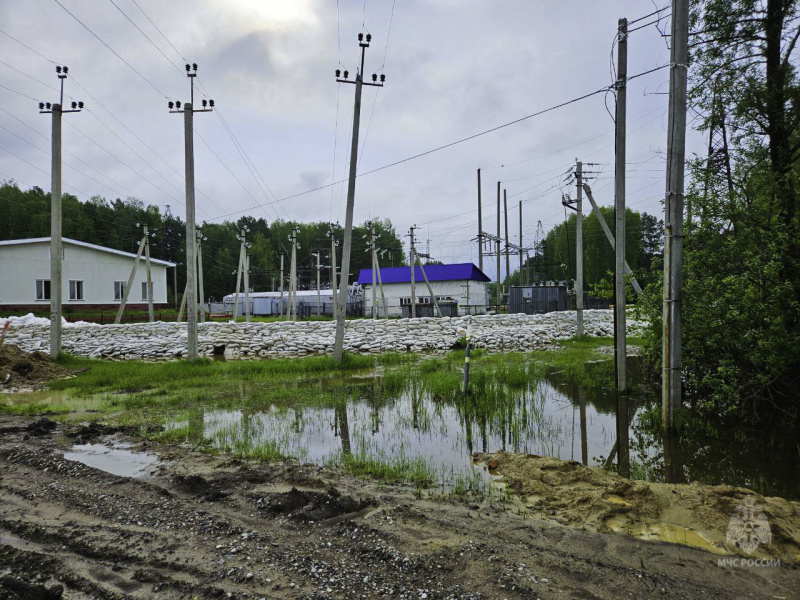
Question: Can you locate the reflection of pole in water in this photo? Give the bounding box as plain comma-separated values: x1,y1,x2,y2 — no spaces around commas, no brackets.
294,407,303,433
412,379,419,430
465,412,474,453
579,387,588,467
663,428,685,483
480,415,488,453
336,403,351,455
616,392,630,477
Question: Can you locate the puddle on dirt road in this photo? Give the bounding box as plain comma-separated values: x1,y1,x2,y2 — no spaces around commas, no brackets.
64,442,160,479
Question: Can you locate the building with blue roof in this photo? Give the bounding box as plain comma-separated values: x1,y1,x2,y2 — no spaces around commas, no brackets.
357,262,490,317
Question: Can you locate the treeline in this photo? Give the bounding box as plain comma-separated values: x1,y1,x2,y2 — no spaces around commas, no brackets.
0,183,406,301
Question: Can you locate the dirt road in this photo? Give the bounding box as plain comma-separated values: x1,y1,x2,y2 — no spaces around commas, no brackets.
1,415,797,599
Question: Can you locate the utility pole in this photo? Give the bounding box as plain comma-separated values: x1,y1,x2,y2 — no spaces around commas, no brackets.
663,0,689,429
144,226,154,323
477,169,483,272
313,251,321,316
168,63,214,362
575,160,584,337
369,222,377,319
38,66,83,359
279,253,285,317
504,189,510,291
328,225,339,319
374,247,388,318
244,252,251,323
614,18,628,392
115,230,146,324
287,227,300,321
232,228,248,321
196,229,207,323
409,225,417,318
333,33,385,361
496,182,501,309
518,201,524,286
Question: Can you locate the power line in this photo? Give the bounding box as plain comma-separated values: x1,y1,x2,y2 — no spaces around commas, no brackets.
106,0,185,74
52,0,169,98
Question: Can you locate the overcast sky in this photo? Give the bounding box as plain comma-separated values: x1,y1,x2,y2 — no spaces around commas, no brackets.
0,0,703,279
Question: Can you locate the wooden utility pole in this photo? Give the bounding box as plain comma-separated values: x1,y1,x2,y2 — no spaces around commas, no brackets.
518,201,524,286
663,0,689,429
333,33,385,361
496,182,501,309
409,225,417,318
575,160,584,337
144,226,154,323
373,246,388,318
115,233,146,324
286,227,299,321
477,168,483,272
39,66,83,359
168,63,214,362
614,18,628,392
416,258,443,318
504,190,510,291
196,229,206,323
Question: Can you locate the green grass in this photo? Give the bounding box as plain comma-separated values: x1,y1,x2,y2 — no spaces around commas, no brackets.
333,450,435,486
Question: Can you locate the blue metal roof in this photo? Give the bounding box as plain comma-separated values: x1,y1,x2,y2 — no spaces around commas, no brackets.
357,263,490,285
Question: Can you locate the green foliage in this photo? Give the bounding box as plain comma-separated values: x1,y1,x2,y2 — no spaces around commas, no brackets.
0,182,405,301
638,0,800,419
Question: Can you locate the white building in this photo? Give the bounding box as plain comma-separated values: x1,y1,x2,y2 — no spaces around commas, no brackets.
0,237,175,310
358,263,490,318
223,285,362,317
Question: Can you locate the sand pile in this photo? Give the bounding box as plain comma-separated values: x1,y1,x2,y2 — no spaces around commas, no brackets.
0,344,73,390
474,451,800,564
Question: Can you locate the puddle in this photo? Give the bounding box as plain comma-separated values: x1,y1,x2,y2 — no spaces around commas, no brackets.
64,442,160,479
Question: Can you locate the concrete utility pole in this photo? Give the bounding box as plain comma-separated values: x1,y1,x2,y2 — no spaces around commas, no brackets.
477,168,483,272
369,222,377,319
582,184,643,294
144,226,154,323
496,182,501,309
409,225,417,318
504,190,510,291
614,18,628,392
232,228,247,321
196,229,207,323
244,253,251,323
313,251,321,316
575,160,584,337
328,225,339,319
374,247,388,318
168,63,214,362
518,201,524,286
333,33,385,361
279,253,285,316
38,66,83,359
115,232,146,324
287,227,299,321
663,0,689,429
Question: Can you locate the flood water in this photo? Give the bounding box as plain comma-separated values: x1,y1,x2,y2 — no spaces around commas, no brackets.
64,442,160,479
163,361,800,498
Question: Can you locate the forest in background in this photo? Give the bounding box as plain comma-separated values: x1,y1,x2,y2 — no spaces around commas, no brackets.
0,183,406,302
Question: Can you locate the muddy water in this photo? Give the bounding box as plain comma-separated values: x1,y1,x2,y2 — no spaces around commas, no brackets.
64,441,160,479
165,367,800,498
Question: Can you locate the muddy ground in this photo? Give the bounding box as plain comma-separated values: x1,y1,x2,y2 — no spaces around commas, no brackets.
0,344,75,393
1,415,799,599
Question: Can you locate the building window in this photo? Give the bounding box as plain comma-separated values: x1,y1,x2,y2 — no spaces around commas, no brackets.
141,281,153,301
35,279,51,301
114,281,127,301
400,297,411,306
69,280,84,301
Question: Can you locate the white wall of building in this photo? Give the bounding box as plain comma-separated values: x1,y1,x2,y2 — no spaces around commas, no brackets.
363,279,487,317
0,240,171,306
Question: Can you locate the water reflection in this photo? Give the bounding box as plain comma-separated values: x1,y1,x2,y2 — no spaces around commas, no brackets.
163,362,800,498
